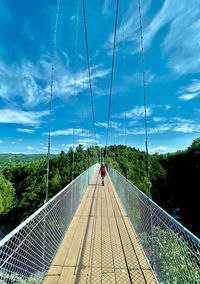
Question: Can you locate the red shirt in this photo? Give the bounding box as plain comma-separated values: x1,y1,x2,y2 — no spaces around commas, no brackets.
100,165,106,177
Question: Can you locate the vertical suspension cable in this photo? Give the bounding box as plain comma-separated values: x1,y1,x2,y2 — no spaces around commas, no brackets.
137,0,154,270
122,17,128,180
81,107,84,172
137,0,151,199
106,0,119,154
82,0,97,145
72,127,75,181
45,0,60,202
72,0,80,180
81,72,84,172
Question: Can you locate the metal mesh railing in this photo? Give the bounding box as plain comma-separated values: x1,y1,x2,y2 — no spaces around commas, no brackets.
0,164,99,284
107,165,200,284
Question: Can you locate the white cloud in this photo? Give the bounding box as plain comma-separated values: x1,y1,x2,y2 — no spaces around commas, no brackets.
127,71,155,86
149,146,168,154
50,128,96,138
0,59,110,109
104,0,151,54
77,138,99,144
27,146,33,150
153,117,167,123
102,0,112,16
104,0,200,75
16,128,35,133
96,121,121,129
173,124,197,133
178,79,200,101
0,140,3,143
120,106,152,119
119,115,199,136
0,109,48,125
45,64,110,99
23,20,36,41
165,105,171,111
0,60,48,108
145,0,200,74
70,15,78,21
78,54,85,61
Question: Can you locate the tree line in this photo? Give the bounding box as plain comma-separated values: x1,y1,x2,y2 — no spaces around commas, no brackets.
0,139,199,237
106,139,200,237
0,145,99,228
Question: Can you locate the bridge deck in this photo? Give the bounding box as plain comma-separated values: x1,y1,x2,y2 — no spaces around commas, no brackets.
44,172,157,284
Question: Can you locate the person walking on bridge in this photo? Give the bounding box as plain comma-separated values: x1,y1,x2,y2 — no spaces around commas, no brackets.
100,163,106,186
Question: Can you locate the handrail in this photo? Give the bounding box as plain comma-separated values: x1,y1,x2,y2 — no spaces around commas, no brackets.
0,164,99,283
107,164,200,284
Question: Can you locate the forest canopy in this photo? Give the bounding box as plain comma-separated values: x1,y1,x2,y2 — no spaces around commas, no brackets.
0,139,199,237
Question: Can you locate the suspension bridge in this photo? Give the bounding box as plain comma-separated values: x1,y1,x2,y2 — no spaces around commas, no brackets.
0,164,199,283
0,0,200,283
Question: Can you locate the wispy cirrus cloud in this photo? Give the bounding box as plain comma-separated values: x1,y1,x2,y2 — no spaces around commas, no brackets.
102,0,112,16
27,146,33,150
149,146,169,154
143,0,200,74
0,108,48,125
104,0,151,54
178,79,200,101
104,0,200,75
121,122,200,136
115,115,198,136
120,106,152,119
49,128,99,139
0,59,110,109
77,138,99,145
127,70,155,85
16,128,35,133
96,121,122,129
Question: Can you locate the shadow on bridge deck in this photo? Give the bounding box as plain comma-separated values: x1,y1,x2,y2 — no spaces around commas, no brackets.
44,171,157,283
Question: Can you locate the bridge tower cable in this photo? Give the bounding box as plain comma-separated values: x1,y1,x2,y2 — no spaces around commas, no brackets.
82,0,97,146
72,0,80,181
72,127,75,181
105,0,119,161
137,0,152,200
122,17,128,180
45,0,61,202
137,0,154,269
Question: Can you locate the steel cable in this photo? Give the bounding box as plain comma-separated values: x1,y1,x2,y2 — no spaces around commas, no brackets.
45,0,61,202
82,0,97,145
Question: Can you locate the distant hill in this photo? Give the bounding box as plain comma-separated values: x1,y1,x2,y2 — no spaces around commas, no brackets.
0,154,48,167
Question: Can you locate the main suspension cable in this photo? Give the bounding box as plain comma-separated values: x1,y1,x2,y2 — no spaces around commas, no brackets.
45,0,60,202
137,0,152,199
82,0,97,145
106,0,119,150
122,17,128,179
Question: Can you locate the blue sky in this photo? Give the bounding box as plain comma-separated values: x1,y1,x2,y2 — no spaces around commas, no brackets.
0,0,200,154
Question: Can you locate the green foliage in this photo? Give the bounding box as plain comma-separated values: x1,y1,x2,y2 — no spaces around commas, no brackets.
0,172,15,214
106,142,200,237
106,145,167,197
0,154,48,168
0,271,41,283
140,227,200,284
1,145,99,226
158,139,200,237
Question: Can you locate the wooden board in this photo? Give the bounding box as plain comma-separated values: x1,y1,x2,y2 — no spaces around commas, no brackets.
44,171,157,284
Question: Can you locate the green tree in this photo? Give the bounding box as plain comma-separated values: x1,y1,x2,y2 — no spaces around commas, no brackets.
0,172,15,215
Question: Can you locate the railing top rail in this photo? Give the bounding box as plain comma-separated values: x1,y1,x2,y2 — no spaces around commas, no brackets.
0,163,99,247
108,165,200,246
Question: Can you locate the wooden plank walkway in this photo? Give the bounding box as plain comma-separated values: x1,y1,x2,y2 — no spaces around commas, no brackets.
44,171,157,284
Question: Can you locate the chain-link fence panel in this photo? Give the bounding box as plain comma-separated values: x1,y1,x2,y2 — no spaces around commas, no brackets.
0,164,99,284
107,165,200,284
